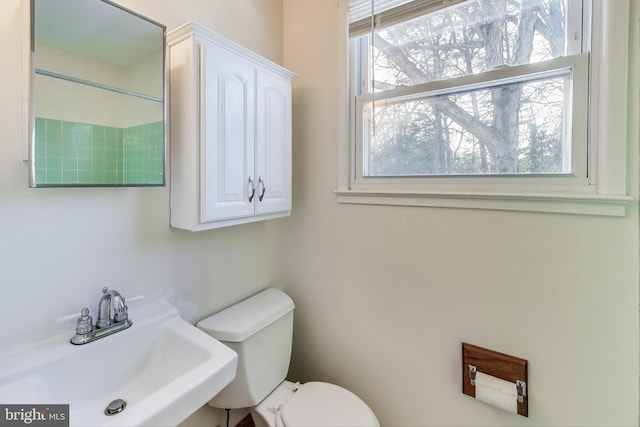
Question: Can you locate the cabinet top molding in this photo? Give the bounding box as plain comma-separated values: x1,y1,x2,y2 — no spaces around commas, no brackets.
167,21,298,80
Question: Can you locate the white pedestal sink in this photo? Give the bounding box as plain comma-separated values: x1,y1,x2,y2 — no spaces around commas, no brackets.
0,298,238,427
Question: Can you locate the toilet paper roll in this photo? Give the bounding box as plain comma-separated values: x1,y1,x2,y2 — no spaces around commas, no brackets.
475,372,518,414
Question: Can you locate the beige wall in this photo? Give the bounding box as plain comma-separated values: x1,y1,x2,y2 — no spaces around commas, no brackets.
1,0,638,426
282,0,639,425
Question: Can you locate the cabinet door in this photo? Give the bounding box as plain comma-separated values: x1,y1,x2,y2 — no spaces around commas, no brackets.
200,43,256,222
255,69,292,215
200,41,256,222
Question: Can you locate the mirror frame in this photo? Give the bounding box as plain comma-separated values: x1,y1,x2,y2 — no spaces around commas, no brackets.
27,0,167,187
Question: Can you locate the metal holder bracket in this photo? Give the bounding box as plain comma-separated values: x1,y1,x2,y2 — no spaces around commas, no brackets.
516,380,527,403
468,364,477,386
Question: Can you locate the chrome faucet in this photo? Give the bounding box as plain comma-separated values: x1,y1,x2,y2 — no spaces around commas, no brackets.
96,287,128,328
70,287,133,345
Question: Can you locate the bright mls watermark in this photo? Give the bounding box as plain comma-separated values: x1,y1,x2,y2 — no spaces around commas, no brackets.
0,405,68,427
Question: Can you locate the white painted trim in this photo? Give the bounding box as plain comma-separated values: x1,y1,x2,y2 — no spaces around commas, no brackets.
167,22,298,80
172,211,290,232
592,0,630,195
335,190,632,216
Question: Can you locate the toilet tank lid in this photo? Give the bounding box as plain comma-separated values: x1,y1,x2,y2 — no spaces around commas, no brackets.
197,288,295,342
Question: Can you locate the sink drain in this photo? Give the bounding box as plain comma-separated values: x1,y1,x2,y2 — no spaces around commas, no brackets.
105,399,127,416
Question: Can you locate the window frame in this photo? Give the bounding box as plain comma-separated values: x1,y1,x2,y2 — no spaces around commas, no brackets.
336,0,632,216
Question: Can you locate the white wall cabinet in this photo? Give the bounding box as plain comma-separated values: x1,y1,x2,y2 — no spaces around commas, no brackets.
168,22,296,231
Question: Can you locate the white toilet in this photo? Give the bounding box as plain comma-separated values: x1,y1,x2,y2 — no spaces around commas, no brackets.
196,288,379,427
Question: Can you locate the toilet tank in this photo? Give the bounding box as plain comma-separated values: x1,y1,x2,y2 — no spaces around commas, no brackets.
197,288,295,409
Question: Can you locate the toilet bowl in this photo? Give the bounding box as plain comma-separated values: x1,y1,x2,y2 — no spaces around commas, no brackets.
196,288,379,427
252,381,378,427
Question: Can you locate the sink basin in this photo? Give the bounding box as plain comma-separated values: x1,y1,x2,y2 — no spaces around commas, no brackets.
0,298,238,427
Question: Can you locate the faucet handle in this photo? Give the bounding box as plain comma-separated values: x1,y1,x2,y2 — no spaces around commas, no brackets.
113,304,128,322
111,290,128,323
75,308,93,334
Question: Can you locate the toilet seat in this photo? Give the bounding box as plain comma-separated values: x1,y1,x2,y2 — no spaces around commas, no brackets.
262,381,378,427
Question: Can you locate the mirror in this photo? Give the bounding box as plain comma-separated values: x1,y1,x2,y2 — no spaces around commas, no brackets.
30,0,166,187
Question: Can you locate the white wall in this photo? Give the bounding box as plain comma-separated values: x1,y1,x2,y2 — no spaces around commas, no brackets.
282,1,639,426
0,0,286,377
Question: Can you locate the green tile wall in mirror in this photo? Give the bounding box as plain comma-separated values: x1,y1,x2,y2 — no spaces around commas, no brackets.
30,0,166,187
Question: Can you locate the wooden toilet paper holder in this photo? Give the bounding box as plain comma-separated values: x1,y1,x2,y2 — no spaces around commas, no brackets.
462,342,528,417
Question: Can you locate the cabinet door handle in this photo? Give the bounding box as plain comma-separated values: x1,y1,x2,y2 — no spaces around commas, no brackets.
248,176,256,202
258,176,266,202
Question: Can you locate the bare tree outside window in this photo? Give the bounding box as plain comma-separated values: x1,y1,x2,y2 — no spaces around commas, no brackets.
354,0,575,176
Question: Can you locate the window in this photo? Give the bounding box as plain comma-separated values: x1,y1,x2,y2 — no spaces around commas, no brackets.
338,0,632,216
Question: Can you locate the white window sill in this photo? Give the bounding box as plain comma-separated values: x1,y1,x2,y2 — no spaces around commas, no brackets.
335,189,633,216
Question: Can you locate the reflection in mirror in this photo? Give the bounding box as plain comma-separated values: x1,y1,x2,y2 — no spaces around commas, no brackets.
30,0,166,187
